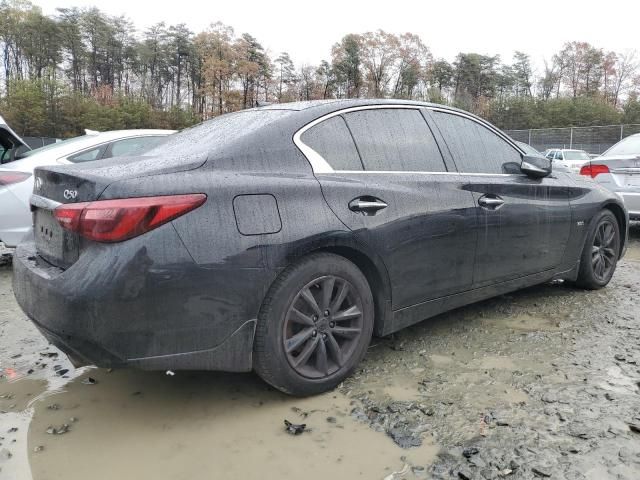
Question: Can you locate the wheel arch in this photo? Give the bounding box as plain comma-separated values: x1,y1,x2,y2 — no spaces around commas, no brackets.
281,235,393,337
602,202,627,257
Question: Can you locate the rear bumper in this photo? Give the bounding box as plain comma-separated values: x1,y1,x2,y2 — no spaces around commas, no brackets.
615,191,640,219
12,229,268,372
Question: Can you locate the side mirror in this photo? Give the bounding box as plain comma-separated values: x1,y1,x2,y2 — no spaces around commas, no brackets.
521,155,552,178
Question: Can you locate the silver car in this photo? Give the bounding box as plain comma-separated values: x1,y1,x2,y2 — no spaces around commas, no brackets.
580,133,640,220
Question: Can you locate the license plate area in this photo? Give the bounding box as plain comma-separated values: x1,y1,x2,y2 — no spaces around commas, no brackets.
34,209,79,268
625,174,640,187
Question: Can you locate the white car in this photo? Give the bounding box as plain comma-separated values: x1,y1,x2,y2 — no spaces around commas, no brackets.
544,149,591,173
0,129,175,247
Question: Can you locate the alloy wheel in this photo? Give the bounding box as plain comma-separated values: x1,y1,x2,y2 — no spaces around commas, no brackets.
283,275,364,379
591,220,617,282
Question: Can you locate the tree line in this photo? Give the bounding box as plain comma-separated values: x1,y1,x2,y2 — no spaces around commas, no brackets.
1,0,639,138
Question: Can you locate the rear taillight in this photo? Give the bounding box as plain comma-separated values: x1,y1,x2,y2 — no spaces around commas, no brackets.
579,164,610,178
0,171,31,186
53,194,206,243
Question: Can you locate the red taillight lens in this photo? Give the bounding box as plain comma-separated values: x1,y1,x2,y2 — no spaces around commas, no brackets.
579,164,610,178
0,171,31,186
53,194,206,243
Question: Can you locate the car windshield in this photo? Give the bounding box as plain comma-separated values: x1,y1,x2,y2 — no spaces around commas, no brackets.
603,135,640,157
20,135,89,157
564,151,590,160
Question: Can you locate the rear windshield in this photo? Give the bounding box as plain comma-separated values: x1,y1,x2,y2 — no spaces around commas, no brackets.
564,151,590,160
603,135,640,157
21,136,87,157
145,110,293,158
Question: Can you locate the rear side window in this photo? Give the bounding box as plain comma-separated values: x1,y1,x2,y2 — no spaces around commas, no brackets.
343,109,446,172
301,116,362,170
104,136,165,159
68,145,106,163
433,112,522,174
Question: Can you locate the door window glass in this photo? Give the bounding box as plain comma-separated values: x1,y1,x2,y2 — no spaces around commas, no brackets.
344,109,446,172
68,145,106,163
433,111,522,174
300,116,362,170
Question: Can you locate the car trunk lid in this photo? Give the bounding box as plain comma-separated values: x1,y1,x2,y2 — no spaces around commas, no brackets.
591,155,640,187
31,152,206,268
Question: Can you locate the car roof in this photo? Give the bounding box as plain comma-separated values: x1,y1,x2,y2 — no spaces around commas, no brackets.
254,98,467,114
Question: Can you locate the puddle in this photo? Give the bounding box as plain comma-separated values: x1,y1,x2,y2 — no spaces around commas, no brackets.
0,379,48,412
26,370,438,480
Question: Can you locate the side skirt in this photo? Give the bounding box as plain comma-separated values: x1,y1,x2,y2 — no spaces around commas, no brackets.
382,267,576,336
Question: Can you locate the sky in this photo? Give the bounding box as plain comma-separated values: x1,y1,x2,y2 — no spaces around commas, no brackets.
35,0,639,70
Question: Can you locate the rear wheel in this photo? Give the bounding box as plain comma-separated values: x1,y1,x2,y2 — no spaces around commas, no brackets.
253,253,374,396
576,210,620,289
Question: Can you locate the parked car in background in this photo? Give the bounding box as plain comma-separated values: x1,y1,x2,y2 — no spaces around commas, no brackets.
580,133,640,220
0,115,30,164
0,129,174,247
545,149,591,173
13,100,627,396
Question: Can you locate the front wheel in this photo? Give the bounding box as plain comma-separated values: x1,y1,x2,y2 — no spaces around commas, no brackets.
253,253,374,396
576,210,620,290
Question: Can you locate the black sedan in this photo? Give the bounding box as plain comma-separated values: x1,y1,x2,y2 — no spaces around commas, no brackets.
13,100,628,396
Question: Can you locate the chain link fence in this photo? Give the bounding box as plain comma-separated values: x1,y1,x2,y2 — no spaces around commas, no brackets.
505,124,640,155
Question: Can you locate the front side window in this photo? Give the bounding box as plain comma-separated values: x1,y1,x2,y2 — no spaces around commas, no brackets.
300,116,362,171
343,109,446,172
433,112,522,174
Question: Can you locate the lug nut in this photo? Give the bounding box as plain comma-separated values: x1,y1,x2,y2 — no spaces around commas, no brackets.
329,321,335,328
322,333,327,339
324,310,330,316
312,330,317,337
312,315,318,322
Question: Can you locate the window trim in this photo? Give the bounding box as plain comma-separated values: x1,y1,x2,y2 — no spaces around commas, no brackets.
294,104,526,176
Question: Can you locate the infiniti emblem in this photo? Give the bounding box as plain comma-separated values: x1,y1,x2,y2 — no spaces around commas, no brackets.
63,189,78,200
34,177,43,191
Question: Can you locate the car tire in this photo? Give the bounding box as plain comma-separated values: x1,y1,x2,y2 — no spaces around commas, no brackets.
253,253,374,396
575,210,620,290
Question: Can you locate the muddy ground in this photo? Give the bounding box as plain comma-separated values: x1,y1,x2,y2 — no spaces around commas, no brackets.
1,228,639,480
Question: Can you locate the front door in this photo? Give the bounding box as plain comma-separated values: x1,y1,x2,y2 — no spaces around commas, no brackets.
430,109,571,286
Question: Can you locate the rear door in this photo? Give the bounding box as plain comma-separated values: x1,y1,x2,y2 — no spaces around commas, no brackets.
430,109,571,286
301,106,477,310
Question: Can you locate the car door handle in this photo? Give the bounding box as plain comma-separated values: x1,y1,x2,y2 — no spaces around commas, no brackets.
349,197,388,215
478,195,505,210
